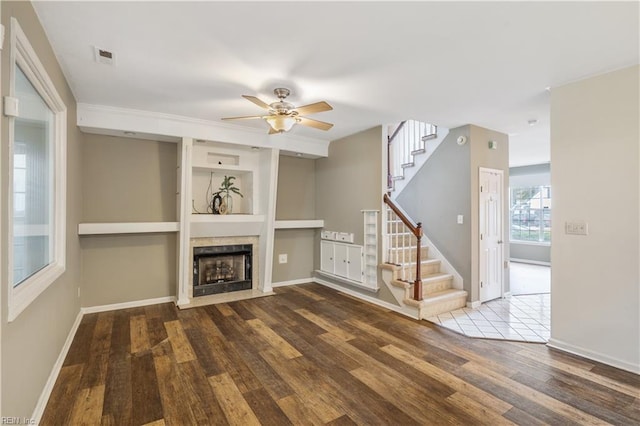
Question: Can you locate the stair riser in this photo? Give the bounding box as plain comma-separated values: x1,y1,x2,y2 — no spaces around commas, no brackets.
423,278,454,296
420,295,467,319
394,265,442,282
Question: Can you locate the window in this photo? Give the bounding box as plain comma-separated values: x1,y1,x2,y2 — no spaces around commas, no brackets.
7,18,66,321
510,185,551,243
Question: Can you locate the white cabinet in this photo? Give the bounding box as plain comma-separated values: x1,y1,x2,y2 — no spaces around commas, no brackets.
321,240,363,283
321,240,335,274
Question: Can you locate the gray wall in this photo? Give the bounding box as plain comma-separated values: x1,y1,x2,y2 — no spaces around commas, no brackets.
509,163,551,264
550,65,639,371
272,155,316,283
1,1,82,417
397,126,472,292
81,134,177,306
314,126,397,303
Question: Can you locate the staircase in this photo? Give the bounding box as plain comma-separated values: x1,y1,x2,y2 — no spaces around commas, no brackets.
381,204,467,319
381,120,467,320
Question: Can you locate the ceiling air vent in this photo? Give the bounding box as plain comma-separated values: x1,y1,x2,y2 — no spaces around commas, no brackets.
93,46,116,66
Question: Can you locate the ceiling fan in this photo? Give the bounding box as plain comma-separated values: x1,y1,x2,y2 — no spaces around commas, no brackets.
222,88,333,134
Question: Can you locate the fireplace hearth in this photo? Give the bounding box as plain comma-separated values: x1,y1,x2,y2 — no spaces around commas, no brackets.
193,244,252,296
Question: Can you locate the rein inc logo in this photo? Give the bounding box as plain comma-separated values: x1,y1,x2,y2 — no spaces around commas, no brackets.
1,418,36,425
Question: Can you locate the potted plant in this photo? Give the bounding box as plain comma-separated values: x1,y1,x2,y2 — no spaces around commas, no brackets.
213,175,243,214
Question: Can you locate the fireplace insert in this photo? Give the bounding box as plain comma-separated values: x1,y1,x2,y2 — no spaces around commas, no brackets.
193,244,252,296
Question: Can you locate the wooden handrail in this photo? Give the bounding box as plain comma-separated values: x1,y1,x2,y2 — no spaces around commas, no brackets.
387,121,407,190
383,194,423,301
383,194,422,238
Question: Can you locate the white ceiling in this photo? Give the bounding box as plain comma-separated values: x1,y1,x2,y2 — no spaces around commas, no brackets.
32,1,639,166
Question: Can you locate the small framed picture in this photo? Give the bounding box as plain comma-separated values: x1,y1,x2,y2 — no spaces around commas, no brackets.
212,194,222,214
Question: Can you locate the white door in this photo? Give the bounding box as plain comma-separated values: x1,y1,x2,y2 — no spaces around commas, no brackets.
320,241,335,274
479,168,504,302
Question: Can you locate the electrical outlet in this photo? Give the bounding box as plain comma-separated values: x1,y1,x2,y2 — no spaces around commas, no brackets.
278,254,288,264
457,215,464,224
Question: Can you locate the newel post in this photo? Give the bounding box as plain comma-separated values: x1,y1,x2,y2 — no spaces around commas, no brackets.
414,223,423,301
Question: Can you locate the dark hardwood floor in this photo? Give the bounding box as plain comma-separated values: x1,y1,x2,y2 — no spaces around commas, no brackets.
41,283,639,425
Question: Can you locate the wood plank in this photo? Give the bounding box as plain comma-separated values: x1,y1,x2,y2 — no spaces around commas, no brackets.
131,351,163,425
381,344,512,414
164,320,197,363
276,394,326,426
446,392,517,425
260,348,346,423
246,318,302,359
153,352,209,425
242,387,292,426
517,348,640,398
209,372,261,426
63,314,98,366
40,364,84,425
294,308,355,341
78,312,115,389
215,303,237,317
130,315,151,354
69,385,106,425
462,362,611,425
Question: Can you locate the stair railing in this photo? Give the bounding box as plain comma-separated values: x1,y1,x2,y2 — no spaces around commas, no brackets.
387,120,438,190
383,193,423,301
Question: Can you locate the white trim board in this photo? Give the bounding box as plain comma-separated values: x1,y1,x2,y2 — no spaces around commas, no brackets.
510,258,551,267
547,338,640,375
313,277,418,320
81,296,176,314
271,278,314,288
31,310,83,424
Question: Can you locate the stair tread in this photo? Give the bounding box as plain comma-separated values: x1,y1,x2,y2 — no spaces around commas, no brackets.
421,272,453,282
405,289,467,307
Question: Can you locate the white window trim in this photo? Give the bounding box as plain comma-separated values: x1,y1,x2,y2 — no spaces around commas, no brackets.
7,18,67,322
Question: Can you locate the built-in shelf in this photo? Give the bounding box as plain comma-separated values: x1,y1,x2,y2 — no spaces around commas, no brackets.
192,164,253,174
78,222,180,235
274,220,324,229
191,214,265,223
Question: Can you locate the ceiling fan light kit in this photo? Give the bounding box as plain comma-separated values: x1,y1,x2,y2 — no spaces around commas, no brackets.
222,88,333,134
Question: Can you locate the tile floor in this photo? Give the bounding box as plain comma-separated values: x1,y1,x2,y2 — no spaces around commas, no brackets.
426,293,551,343
426,263,552,342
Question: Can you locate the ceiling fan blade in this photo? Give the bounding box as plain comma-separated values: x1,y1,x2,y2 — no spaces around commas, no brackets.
298,116,334,131
221,115,265,121
242,95,271,110
268,127,280,135
294,101,333,115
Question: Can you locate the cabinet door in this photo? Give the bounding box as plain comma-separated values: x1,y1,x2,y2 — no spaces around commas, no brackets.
347,245,363,282
320,241,335,274
334,243,349,278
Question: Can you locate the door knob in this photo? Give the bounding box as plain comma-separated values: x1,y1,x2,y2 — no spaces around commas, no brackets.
498,240,503,244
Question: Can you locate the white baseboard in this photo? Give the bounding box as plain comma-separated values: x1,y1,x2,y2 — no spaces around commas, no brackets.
503,291,512,298
466,300,481,309
81,296,176,314
547,338,640,375
271,278,314,288
313,277,419,320
510,258,551,266
32,309,84,423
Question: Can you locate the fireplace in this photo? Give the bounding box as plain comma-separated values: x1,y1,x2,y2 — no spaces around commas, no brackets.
193,244,252,296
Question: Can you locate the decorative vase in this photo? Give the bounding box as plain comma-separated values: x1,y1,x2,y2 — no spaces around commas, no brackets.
222,194,233,214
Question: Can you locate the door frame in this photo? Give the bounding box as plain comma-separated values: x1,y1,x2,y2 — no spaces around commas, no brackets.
478,167,505,302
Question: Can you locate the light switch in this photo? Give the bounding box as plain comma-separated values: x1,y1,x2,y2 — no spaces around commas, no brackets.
565,221,588,235
279,254,288,264
457,215,464,224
